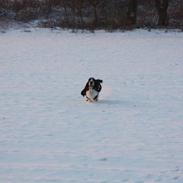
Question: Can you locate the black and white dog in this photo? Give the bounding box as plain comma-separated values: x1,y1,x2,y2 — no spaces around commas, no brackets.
81,77,103,102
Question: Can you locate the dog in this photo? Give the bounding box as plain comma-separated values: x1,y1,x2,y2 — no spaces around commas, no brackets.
81,77,103,102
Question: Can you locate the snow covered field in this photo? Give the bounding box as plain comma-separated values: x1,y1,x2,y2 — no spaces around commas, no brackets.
0,29,183,183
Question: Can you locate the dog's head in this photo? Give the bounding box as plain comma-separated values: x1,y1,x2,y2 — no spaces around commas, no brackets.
88,77,103,92
88,77,95,88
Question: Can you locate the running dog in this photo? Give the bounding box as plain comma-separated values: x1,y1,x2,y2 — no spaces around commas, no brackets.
81,77,103,102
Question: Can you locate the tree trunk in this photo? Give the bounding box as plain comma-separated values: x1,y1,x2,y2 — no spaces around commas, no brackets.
127,0,137,25
76,0,84,29
88,0,99,28
93,4,98,27
155,0,169,26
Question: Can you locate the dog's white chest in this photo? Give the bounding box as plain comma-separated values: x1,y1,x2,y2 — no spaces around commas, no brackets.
86,89,99,102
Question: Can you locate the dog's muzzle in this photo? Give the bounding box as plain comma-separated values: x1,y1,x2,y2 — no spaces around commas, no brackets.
89,80,95,88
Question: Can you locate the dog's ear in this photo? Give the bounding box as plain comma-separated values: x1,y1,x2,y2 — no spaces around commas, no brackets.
97,79,103,83
81,81,89,96
81,90,85,96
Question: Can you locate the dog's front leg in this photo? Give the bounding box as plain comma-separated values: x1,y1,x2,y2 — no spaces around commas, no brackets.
86,89,95,102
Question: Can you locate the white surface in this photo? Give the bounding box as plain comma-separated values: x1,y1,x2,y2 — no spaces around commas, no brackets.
0,29,183,183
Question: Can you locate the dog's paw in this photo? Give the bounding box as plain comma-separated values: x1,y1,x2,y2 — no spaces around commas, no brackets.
86,98,95,103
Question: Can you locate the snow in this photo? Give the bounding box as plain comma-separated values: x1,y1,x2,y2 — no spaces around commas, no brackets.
0,28,183,183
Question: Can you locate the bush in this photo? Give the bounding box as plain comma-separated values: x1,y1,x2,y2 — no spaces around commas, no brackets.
16,8,39,22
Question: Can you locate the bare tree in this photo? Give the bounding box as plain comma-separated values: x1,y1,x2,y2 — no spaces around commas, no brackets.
75,0,84,28
155,0,169,26
127,0,138,25
88,0,100,28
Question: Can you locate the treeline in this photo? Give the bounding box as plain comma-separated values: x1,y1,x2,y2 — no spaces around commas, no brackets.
0,0,183,30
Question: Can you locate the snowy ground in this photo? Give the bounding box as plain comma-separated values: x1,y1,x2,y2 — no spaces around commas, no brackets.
0,29,183,183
